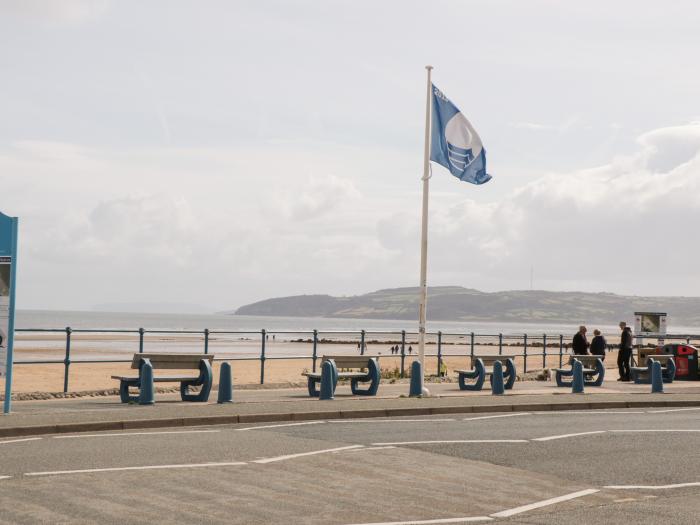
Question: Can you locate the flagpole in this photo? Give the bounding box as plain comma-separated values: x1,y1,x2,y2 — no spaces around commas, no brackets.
418,65,432,395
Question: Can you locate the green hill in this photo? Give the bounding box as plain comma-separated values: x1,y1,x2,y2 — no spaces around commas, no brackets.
230,286,700,326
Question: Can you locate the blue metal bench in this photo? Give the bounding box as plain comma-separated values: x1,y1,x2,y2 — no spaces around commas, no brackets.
455,356,516,391
631,354,676,384
112,353,214,403
303,355,380,397
553,355,605,387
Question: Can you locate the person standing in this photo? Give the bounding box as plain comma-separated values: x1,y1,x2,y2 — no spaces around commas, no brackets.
572,326,589,355
589,329,607,360
617,322,633,381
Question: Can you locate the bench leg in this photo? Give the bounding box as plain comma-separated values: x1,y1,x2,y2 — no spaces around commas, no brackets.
350,359,380,396
119,380,140,403
458,359,485,391
556,369,573,387
180,359,213,402
307,376,320,397
503,359,516,390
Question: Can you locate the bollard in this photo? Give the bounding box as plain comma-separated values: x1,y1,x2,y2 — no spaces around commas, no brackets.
572,359,584,394
651,359,664,393
217,362,234,403
409,360,423,397
319,360,335,400
138,360,155,405
491,360,505,395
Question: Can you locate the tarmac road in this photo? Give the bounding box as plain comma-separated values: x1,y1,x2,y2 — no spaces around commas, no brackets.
2,408,700,524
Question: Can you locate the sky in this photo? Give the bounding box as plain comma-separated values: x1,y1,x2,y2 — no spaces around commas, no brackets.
2,0,700,312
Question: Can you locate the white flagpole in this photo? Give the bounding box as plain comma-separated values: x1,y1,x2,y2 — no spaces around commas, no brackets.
418,65,432,392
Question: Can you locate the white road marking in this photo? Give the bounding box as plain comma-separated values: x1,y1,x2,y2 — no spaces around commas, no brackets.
371,440,529,446
343,516,493,525
329,419,456,424
605,482,700,490
490,488,600,518
0,476,11,480
343,446,397,452
253,444,364,464
236,421,325,431
0,437,42,445
532,431,607,442
463,413,530,421
53,430,220,439
25,461,247,477
610,429,700,433
647,407,700,413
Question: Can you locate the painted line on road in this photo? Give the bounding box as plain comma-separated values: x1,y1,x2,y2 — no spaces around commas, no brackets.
253,444,364,464
236,421,326,431
532,431,607,442
0,437,42,445
610,429,700,433
463,413,530,421
0,476,11,481
371,440,529,446
605,482,700,490
329,419,456,424
490,488,599,518
343,446,397,453
25,461,248,477
647,407,700,413
343,516,492,524
536,410,645,415
53,430,220,439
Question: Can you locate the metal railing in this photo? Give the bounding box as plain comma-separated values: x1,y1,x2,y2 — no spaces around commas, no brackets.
13,327,700,392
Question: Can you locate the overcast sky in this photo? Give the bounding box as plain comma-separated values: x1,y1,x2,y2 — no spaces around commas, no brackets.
2,0,700,312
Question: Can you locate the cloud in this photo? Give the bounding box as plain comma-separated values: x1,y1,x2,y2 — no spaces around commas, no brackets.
271,174,362,221
1,0,109,24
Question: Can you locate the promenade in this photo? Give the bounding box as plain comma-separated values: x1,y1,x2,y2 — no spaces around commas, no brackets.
2,379,700,523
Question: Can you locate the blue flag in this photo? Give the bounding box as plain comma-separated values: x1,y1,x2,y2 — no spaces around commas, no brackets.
430,84,491,185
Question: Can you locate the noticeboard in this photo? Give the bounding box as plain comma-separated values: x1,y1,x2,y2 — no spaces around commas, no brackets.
0,211,18,413
634,312,667,335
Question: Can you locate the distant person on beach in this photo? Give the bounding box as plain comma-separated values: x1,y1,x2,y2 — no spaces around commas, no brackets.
590,329,607,360
408,345,413,355
617,322,633,381
572,326,589,355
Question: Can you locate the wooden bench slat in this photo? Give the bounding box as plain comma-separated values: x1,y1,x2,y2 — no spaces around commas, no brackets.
130,353,215,369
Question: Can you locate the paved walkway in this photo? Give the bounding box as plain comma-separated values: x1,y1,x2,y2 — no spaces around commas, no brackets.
2,377,700,436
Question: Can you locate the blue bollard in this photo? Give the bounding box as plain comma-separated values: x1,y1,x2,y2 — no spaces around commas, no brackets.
217,362,234,403
491,360,505,395
409,361,423,397
572,359,584,394
138,360,155,405
319,360,335,400
651,359,664,394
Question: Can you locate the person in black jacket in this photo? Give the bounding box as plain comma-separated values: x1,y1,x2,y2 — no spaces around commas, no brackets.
617,322,633,381
572,326,589,355
590,329,607,360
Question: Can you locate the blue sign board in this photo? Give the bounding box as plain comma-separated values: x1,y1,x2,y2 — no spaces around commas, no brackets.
0,211,18,414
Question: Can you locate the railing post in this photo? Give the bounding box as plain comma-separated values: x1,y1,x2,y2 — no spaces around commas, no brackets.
360,329,365,355
138,327,144,354
204,328,209,354
523,333,528,373
63,327,72,393
400,330,406,378
260,329,266,385
470,332,475,358
437,331,443,376
542,334,547,369
312,329,318,372
559,334,564,367
498,333,503,355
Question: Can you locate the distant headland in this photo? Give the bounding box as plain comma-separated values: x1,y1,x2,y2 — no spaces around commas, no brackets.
226,286,700,326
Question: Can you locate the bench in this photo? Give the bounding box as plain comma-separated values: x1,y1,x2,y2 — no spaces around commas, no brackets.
455,356,516,391
630,353,676,384
553,355,605,387
112,353,214,403
302,355,380,397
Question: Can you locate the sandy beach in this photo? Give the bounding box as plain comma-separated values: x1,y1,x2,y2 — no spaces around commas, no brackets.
5,330,595,393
